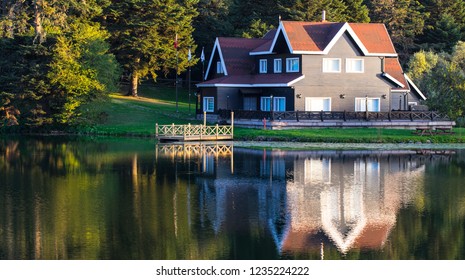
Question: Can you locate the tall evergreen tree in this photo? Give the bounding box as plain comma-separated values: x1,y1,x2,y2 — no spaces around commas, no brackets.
281,0,348,22
367,0,426,61
419,0,465,52
105,0,199,97
193,0,232,50
228,0,282,36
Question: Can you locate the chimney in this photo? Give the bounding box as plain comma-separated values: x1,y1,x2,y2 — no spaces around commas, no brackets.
322,10,326,22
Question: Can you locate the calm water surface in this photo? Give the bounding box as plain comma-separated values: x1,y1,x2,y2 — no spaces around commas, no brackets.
1,136,465,260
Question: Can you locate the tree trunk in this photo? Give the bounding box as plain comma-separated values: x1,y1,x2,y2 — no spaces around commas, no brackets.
33,0,45,44
130,71,139,97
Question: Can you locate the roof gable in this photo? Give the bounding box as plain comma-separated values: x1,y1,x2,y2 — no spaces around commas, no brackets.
205,37,268,80
250,21,398,57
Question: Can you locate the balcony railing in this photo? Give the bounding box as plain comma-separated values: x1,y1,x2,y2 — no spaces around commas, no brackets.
217,110,450,122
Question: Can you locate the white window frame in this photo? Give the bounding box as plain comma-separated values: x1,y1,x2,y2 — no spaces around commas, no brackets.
203,97,214,112
346,58,364,73
322,58,341,73
286,57,299,73
274,59,282,73
355,97,380,112
259,59,268,73
305,97,331,111
260,97,286,112
273,97,286,111
216,61,224,74
260,97,271,111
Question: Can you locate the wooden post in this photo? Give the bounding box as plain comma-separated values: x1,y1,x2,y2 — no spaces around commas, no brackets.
215,124,219,140
183,124,186,140
231,111,234,138
172,123,175,136
155,123,159,137
203,111,206,126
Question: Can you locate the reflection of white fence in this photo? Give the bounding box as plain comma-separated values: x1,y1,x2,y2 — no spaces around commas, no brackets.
156,143,233,158
155,123,233,141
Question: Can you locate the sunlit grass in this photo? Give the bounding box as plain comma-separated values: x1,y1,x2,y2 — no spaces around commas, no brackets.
79,84,465,143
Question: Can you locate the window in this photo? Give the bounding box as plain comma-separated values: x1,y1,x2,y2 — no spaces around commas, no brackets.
304,158,331,184
305,97,331,111
346,58,364,73
259,59,267,73
286,58,299,72
322,58,341,73
274,59,282,73
216,61,224,74
355,97,380,112
261,97,271,111
273,97,286,111
260,97,286,111
203,97,214,112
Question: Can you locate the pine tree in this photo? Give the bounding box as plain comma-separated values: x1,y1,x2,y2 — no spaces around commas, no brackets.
343,0,370,22
105,0,199,97
367,0,426,60
193,0,232,51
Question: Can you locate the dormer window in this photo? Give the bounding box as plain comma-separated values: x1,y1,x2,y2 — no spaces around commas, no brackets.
274,59,282,73
216,61,224,74
286,58,299,72
259,59,268,73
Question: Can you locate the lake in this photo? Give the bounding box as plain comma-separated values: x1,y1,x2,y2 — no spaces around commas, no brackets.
1,136,465,260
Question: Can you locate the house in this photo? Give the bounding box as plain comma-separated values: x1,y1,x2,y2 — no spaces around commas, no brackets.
196,19,429,122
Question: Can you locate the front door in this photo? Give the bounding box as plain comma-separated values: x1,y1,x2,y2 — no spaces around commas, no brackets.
244,96,257,110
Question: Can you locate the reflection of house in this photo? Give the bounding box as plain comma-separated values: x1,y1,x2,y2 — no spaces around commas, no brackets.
195,148,427,255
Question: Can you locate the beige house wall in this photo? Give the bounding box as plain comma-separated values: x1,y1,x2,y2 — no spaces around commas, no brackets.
293,32,395,112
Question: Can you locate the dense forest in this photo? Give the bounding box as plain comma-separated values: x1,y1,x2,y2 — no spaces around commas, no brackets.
1,0,465,128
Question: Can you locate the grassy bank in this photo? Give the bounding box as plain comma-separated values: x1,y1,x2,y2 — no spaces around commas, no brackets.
77,85,465,143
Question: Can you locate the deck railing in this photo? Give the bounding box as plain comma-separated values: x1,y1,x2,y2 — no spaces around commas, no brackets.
218,110,449,122
155,123,233,141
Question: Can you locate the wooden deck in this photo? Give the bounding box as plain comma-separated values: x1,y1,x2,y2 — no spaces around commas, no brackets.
155,123,233,142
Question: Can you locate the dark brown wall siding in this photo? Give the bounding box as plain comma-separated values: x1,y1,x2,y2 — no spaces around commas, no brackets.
293,33,393,112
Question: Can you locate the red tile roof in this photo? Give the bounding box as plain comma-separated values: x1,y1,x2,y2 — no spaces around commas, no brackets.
249,21,398,55
384,58,408,90
349,23,397,54
281,21,344,52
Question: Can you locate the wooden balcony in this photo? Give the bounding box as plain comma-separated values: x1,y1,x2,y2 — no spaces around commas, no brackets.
215,110,454,129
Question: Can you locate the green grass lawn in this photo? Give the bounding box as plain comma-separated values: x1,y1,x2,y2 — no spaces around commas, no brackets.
80,84,200,135
79,84,465,143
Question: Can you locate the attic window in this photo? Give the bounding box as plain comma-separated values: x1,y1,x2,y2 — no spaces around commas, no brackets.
286,58,299,73
216,61,224,74
274,59,282,73
259,59,267,73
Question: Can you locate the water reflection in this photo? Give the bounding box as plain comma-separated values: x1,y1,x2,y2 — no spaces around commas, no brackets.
1,137,462,259
158,144,449,257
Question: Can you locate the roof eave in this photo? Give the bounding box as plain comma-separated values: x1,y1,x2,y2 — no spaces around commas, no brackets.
405,75,427,100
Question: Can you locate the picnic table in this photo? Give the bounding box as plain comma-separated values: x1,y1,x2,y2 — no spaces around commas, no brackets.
413,127,433,136
412,127,454,136
435,127,454,135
